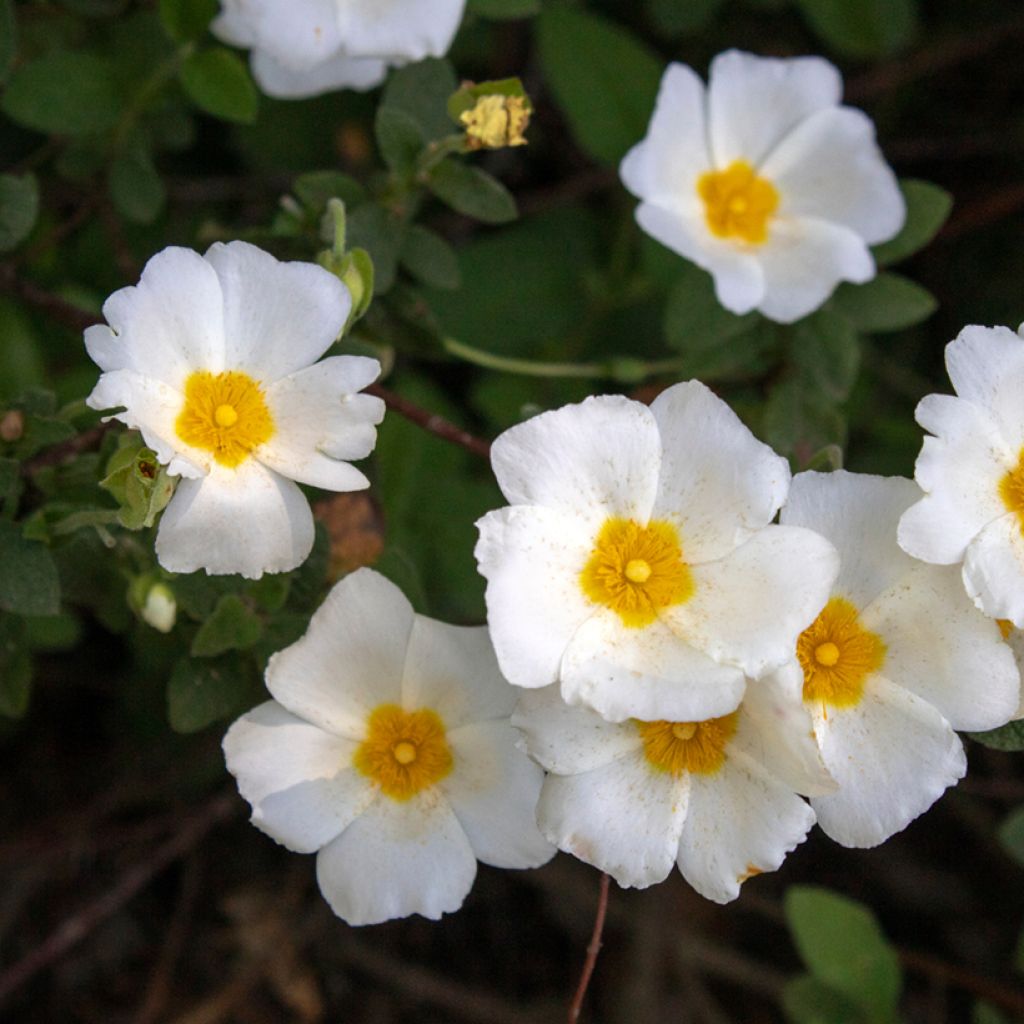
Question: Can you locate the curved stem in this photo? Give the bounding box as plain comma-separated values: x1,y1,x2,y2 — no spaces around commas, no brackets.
567,872,611,1024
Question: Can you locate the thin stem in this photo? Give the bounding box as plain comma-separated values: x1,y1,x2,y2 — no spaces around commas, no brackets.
111,44,194,153
567,872,610,1024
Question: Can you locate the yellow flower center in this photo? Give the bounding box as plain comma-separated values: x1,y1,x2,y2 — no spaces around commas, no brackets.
175,370,274,468
580,518,694,628
697,160,779,245
999,449,1024,532
637,712,739,777
353,703,453,801
797,597,886,709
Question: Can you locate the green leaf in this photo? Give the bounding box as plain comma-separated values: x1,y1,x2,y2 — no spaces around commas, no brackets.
293,170,366,216
0,0,17,84
191,593,263,658
763,374,846,460
159,0,218,41
428,159,517,224
99,440,176,529
998,806,1024,868
0,173,35,253
400,225,461,290
664,262,759,350
0,648,31,718
0,520,60,617
180,47,258,124
783,976,865,1024
381,58,458,141
0,298,44,401
788,309,861,401
166,656,254,732
467,0,540,18
346,204,404,294
794,0,918,58
831,274,936,333
973,1001,1010,1024
0,456,22,516
873,180,953,267
647,0,725,35
108,148,166,225
374,105,426,176
538,7,663,165
2,51,121,136
785,885,902,1023
968,720,1024,752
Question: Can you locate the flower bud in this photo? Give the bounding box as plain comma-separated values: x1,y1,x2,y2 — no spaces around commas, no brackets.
141,582,176,634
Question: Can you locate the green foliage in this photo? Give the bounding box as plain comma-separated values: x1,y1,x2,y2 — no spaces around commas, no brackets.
830,274,937,333
789,310,861,402
0,173,38,252
108,148,167,225
998,805,1024,867
467,0,540,18
538,7,663,165
375,106,426,176
785,886,902,1024
969,721,1024,752
166,655,257,732
0,0,16,83
794,0,919,58
191,594,264,657
427,160,518,224
783,976,865,1024
873,180,953,267
159,0,218,42
400,225,461,290
180,47,259,124
381,59,459,141
647,0,725,36
0,519,60,617
99,438,176,530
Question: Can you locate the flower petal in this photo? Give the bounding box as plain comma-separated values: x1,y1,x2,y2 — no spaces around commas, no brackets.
650,379,791,563
899,394,1012,564
536,750,688,889
475,505,596,689
708,50,842,169
265,568,413,737
665,524,839,679
316,790,477,925
676,750,816,903
809,675,966,848
512,685,643,776
561,611,747,723
441,719,554,869
962,513,1024,627
204,240,351,383
250,49,386,98
235,0,342,71
620,63,710,205
223,701,375,853
489,395,661,528
155,459,313,578
761,107,904,244
335,0,465,61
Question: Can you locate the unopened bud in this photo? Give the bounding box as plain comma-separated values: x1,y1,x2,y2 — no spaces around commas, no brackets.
141,582,176,634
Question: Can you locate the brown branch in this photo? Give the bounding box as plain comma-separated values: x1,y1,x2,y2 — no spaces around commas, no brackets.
567,871,611,1024
367,382,492,460
0,264,99,333
0,791,237,1010
20,420,116,477
900,948,1024,1017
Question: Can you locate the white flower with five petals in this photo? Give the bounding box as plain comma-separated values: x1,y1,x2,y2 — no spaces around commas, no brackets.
475,380,839,723
620,50,905,323
86,241,384,579
224,568,554,926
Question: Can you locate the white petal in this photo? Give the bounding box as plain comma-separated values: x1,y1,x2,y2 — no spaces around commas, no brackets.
441,719,554,869
475,505,596,690
401,619,515,730
259,356,384,490
316,790,477,925
211,0,258,48
962,513,1024,627
204,241,351,383
561,611,747,723
489,395,661,528
223,701,375,853
98,247,224,390
512,685,643,776
756,217,874,324
665,524,839,678
245,0,343,70
946,324,1024,448
862,562,1020,731
251,49,386,98
155,459,313,578
899,394,1012,564
620,63,710,204
810,675,966,848
536,750,688,889
335,0,465,60
708,50,842,169
265,568,413,736
735,662,835,797
635,201,765,315
783,470,918,610
676,750,816,904
761,108,904,244
650,380,791,563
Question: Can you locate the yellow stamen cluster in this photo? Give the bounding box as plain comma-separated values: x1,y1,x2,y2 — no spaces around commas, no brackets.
353,704,453,801
797,597,886,709
697,159,779,245
638,713,739,777
460,95,530,150
580,518,694,628
999,448,1024,532
175,370,274,468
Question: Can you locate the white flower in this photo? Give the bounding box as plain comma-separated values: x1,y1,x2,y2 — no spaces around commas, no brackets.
898,324,1024,628
514,673,831,902
223,568,554,925
213,0,466,99
777,469,1020,847
620,50,905,323
475,380,839,723
86,241,384,579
